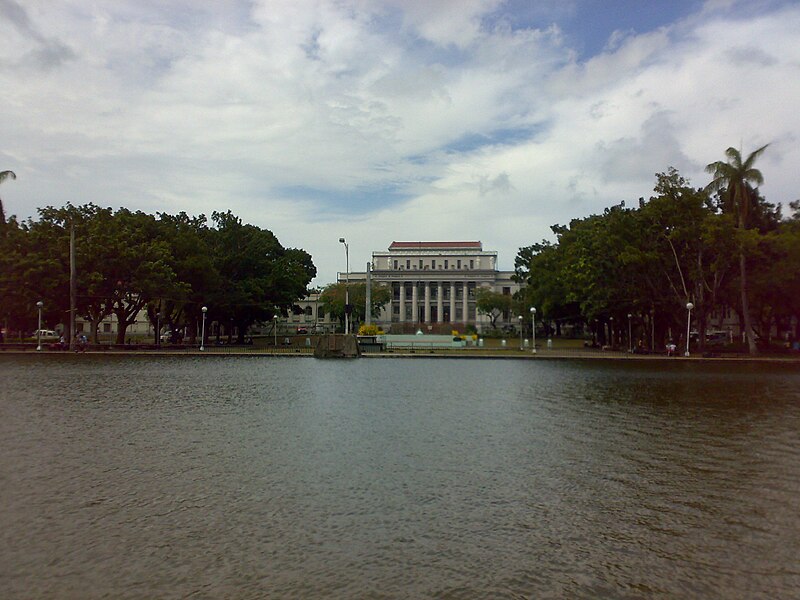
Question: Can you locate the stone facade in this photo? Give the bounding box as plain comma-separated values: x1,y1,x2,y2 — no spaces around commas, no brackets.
340,241,521,333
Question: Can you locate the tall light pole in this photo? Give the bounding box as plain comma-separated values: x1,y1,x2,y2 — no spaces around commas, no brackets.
518,315,523,350
156,312,161,348
200,306,207,351
36,301,43,351
685,302,694,357
273,314,278,347
339,238,350,335
530,307,537,354
628,313,633,353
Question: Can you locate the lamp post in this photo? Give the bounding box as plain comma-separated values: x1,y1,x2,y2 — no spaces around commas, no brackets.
156,312,161,348
685,302,694,357
36,301,43,351
530,307,537,354
518,315,523,350
273,314,278,347
339,238,349,335
627,313,633,353
200,306,207,351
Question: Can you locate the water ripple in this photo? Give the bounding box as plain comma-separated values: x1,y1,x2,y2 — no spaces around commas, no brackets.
1,355,799,598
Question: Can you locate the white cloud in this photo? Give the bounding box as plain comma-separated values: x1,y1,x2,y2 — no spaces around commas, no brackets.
1,0,798,287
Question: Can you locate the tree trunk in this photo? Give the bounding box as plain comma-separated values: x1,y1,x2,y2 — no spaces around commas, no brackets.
739,251,758,355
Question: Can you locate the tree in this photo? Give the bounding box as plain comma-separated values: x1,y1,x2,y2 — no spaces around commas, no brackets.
0,170,15,226
210,211,316,342
475,287,512,330
151,212,219,343
636,169,737,350
0,203,317,344
319,282,391,331
705,144,769,354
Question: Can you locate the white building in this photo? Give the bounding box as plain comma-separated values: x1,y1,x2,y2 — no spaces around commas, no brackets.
282,292,336,334
341,241,522,333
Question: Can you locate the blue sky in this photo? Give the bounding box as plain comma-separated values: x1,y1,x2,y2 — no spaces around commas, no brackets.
497,0,705,56
1,0,799,285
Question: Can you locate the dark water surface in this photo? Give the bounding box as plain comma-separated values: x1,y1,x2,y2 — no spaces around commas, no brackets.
1,355,799,599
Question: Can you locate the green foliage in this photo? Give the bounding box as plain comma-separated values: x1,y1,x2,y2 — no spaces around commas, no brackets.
0,204,315,342
514,160,800,351
705,145,771,354
358,324,383,336
475,287,512,329
320,281,391,330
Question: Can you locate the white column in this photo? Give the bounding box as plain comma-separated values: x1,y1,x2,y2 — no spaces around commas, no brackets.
437,282,444,323
399,282,405,323
449,282,456,324
424,282,431,323
411,282,418,323
462,282,468,326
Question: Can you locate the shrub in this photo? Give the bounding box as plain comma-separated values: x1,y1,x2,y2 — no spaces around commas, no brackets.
358,324,383,336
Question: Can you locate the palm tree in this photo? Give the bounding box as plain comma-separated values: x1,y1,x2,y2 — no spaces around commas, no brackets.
0,170,16,225
705,145,769,355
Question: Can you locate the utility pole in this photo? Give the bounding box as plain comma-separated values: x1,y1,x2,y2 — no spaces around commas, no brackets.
365,261,372,327
69,223,77,351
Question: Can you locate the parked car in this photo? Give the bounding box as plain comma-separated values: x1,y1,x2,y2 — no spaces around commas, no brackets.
296,327,308,334
706,331,730,346
160,330,183,342
33,329,59,340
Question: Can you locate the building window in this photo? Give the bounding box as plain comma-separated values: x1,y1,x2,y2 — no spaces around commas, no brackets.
431,259,436,269
502,287,511,295
394,260,398,269
103,323,111,333
305,306,313,317
76,323,84,332
469,260,474,269
419,259,423,269
406,259,410,269
457,259,461,269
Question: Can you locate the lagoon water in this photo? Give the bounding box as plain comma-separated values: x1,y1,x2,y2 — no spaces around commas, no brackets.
1,354,799,599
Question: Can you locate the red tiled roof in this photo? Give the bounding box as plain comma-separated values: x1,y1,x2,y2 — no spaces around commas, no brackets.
389,241,482,250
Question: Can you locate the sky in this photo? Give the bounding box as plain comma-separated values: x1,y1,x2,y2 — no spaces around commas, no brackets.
1,0,799,286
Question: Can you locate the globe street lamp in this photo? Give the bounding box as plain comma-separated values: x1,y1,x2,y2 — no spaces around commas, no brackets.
518,315,523,350
36,300,43,351
200,306,207,351
685,302,694,357
339,238,349,335
273,314,278,347
530,307,537,354
628,313,633,353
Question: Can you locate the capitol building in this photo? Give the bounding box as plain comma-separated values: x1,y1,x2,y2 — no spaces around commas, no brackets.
341,241,522,333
